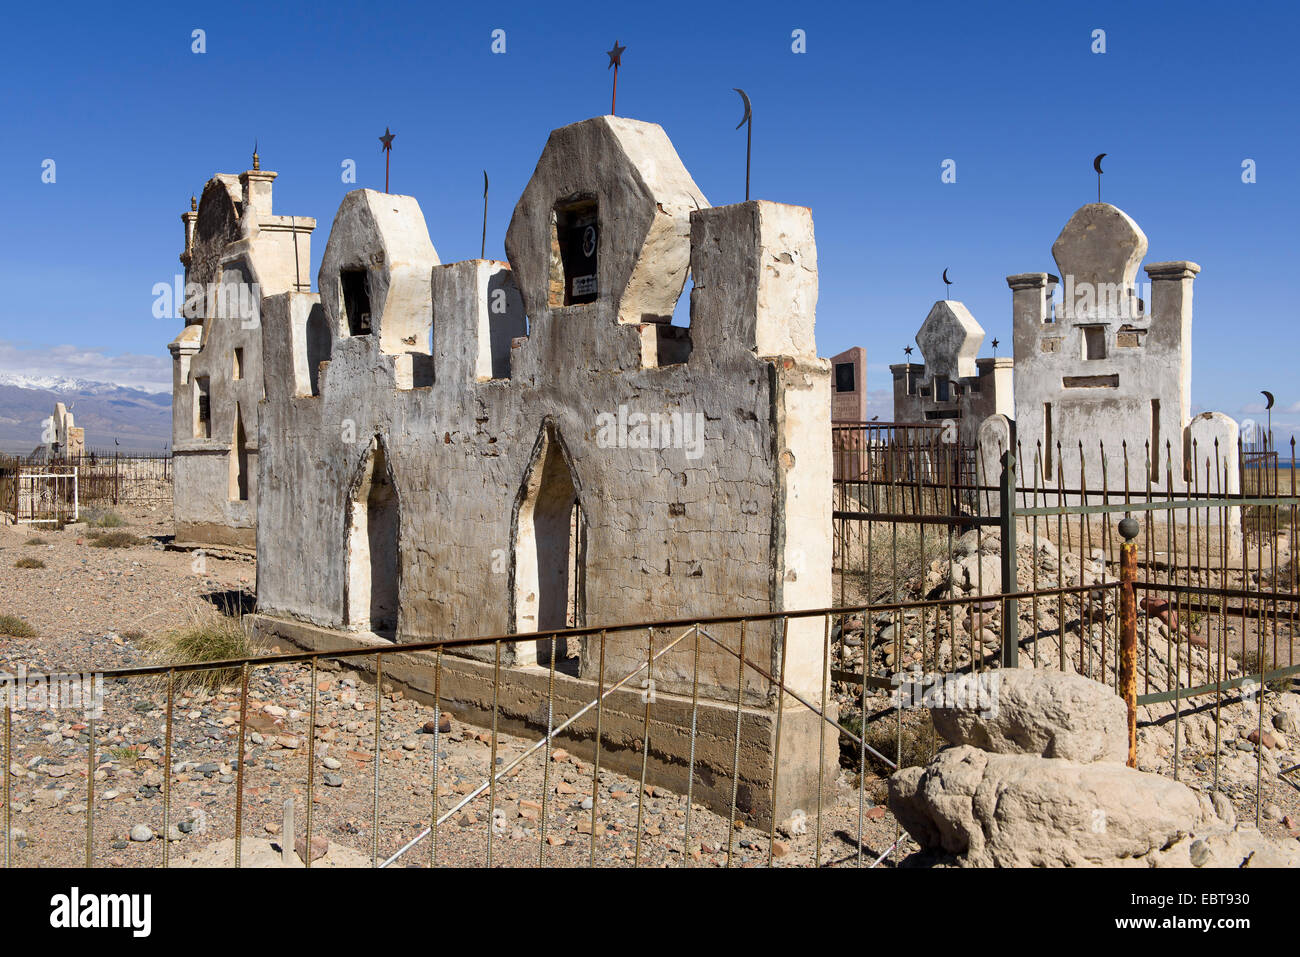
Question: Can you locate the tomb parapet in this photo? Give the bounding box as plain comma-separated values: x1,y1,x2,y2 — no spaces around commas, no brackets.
252,115,835,824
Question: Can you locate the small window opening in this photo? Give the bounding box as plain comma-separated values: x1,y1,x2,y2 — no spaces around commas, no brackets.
230,410,249,501
341,268,373,336
551,198,598,306
834,362,856,394
194,376,211,439
232,347,244,380
1083,326,1106,360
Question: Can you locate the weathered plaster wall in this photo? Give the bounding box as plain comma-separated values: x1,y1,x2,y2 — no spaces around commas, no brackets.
255,117,831,708
169,167,314,549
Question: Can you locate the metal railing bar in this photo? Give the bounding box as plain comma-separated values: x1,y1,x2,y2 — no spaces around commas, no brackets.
1014,495,1300,517
1136,661,1300,706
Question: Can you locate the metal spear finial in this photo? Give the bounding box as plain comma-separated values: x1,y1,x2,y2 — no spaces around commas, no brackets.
607,41,626,115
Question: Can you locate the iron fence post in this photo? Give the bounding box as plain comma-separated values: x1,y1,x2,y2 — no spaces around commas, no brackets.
1119,516,1140,767
999,451,1018,667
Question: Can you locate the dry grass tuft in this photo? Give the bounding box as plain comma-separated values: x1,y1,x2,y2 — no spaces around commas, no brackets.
1240,644,1295,695
138,607,256,694
86,510,126,528
14,557,45,569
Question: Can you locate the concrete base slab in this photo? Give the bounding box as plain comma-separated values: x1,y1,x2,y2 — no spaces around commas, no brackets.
247,613,838,829
174,521,255,551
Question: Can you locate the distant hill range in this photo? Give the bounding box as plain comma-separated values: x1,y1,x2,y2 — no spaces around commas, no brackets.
0,374,170,453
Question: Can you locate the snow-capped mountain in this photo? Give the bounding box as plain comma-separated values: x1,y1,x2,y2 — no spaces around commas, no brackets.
0,374,171,453
0,373,167,396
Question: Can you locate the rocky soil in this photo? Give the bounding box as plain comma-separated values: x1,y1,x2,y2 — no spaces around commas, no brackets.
0,508,911,868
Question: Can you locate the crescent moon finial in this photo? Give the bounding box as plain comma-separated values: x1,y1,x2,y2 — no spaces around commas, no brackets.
1093,152,1106,174
734,88,752,129
1262,390,1275,410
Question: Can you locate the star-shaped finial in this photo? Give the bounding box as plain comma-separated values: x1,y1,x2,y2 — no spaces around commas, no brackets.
904,345,914,357
992,338,1000,349
379,127,396,151
607,40,625,69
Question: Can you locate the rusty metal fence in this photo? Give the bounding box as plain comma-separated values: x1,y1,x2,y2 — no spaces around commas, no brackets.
69,451,172,507
829,433,1299,828
832,422,975,490
0,452,170,520
0,589,1125,870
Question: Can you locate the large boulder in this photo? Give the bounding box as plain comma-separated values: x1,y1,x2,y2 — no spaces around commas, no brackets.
890,667,1300,867
889,746,1211,867
931,668,1128,763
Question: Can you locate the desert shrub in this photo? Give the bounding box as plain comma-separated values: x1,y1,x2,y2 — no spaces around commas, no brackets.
88,531,142,548
840,709,936,773
0,615,37,638
13,557,45,569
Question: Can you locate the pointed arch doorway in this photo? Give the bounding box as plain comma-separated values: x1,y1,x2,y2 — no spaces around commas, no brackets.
512,422,586,670
345,437,400,638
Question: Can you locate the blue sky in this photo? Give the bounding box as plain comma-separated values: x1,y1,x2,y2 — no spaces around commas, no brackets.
2,1,1297,437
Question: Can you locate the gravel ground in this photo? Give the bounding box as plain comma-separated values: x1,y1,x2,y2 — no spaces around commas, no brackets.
0,508,915,868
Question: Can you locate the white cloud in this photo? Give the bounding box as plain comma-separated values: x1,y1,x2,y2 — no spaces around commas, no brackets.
0,340,170,393
864,388,895,420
